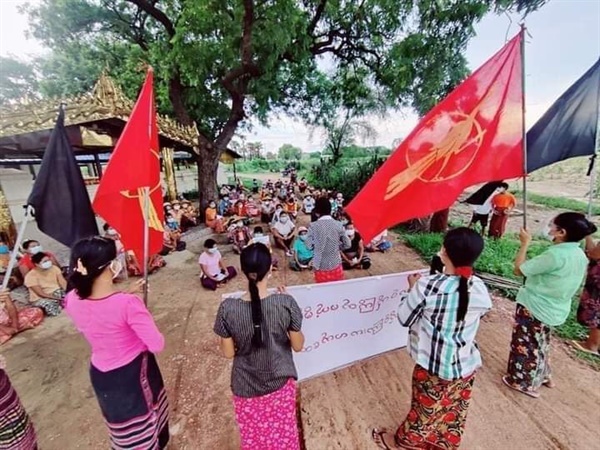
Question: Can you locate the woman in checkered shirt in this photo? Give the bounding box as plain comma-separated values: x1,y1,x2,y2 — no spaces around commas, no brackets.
373,228,491,450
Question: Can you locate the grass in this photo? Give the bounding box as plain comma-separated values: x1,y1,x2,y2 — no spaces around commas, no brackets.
398,229,599,368
514,190,599,215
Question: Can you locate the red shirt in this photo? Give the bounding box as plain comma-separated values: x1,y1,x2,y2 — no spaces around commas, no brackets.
19,252,57,270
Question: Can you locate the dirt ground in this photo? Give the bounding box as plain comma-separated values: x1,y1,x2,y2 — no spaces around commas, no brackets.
2,207,599,450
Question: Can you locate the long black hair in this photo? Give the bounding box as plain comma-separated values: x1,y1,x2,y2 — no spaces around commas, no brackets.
240,243,272,348
443,227,484,322
69,236,117,299
553,212,597,242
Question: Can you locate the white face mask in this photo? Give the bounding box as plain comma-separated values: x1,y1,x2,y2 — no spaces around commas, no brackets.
173,205,181,210
208,247,218,254
107,228,117,236
254,233,263,237
109,260,123,280
39,260,53,270
280,217,289,224
542,224,555,241
345,230,355,237
29,245,42,255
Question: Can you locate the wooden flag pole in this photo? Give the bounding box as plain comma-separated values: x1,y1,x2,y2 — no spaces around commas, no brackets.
1,206,32,291
520,24,528,229
142,186,150,306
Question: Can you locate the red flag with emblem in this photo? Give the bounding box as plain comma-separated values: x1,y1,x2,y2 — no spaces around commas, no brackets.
93,68,164,258
346,32,524,243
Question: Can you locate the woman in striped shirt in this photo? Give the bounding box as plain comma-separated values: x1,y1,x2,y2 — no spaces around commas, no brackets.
373,228,491,450
214,243,305,450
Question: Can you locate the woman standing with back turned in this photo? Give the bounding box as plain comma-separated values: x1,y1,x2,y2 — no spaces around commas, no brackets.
64,237,169,449
214,243,305,450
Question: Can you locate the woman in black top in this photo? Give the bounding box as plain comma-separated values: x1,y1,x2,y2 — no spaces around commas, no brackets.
341,222,372,270
214,243,305,450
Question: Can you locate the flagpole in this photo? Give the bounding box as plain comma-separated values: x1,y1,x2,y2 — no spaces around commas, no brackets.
588,104,600,218
1,206,31,291
142,187,150,306
520,24,528,229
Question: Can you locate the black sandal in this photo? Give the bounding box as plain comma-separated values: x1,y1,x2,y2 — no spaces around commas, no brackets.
371,428,393,450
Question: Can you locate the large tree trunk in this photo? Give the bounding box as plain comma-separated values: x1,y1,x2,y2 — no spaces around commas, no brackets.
196,144,221,220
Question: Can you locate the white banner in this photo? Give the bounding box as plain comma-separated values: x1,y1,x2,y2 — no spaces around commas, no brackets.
224,270,425,381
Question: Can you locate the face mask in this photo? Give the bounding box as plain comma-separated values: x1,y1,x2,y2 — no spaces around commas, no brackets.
174,205,181,210
223,198,229,202
29,245,42,255
239,196,245,201
39,260,53,270
280,217,289,224
107,228,117,236
209,204,216,209
0,244,8,254
236,222,243,228
346,230,355,237
109,260,123,280
542,224,555,241
299,234,307,241
208,247,218,254
341,219,349,226
254,233,263,238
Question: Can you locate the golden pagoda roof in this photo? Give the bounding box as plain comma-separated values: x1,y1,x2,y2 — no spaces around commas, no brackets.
0,72,199,151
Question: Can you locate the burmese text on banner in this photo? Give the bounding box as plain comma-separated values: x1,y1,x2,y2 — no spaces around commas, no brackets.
225,271,426,381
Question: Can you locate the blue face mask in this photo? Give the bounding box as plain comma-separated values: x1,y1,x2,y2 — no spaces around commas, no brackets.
0,244,8,255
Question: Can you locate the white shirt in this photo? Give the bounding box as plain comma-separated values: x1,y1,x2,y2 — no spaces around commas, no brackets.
303,198,315,212
271,220,295,237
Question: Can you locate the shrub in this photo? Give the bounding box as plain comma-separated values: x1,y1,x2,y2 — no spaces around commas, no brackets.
306,153,386,199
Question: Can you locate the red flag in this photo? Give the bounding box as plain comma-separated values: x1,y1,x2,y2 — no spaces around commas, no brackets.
93,69,164,258
346,33,524,243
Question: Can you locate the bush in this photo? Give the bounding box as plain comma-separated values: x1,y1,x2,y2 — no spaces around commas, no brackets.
234,159,287,173
306,153,386,199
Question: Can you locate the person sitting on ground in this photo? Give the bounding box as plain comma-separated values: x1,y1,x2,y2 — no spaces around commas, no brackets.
306,197,351,283
171,200,193,232
488,182,517,239
24,252,67,316
199,239,237,291
246,195,261,218
302,194,315,215
205,200,226,234
290,227,314,271
365,229,393,253
232,200,248,218
284,196,299,219
373,227,491,450
271,212,297,256
252,178,260,194
229,219,252,254
220,184,231,197
0,289,44,345
218,196,231,217
299,177,308,194
261,197,276,224
181,200,199,227
163,202,173,216
213,243,304,450
0,233,10,274
341,223,371,270
249,226,279,270
18,240,60,279
272,203,285,225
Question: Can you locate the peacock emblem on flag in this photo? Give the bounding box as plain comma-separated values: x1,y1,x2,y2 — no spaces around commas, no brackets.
385,98,490,201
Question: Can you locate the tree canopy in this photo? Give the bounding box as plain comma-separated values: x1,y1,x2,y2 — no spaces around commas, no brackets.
13,0,546,204
278,144,303,161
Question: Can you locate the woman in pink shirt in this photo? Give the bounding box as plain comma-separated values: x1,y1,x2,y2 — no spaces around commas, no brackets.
64,237,169,449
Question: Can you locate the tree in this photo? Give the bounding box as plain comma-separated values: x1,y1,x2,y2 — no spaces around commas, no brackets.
265,151,277,160
315,109,378,162
278,144,303,161
21,0,547,208
245,142,264,160
0,56,39,104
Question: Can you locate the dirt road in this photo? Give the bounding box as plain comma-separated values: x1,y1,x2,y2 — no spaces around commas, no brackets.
2,226,599,449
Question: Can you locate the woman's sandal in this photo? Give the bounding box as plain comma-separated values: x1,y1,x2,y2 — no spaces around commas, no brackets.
371,428,395,450
571,340,600,357
502,375,540,399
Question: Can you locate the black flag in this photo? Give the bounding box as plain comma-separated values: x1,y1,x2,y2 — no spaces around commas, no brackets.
527,58,600,173
27,108,99,247
463,181,505,205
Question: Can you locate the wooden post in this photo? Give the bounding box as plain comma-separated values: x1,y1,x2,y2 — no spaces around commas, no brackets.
162,147,178,201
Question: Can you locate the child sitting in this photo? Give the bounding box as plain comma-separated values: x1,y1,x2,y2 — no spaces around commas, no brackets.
290,227,314,271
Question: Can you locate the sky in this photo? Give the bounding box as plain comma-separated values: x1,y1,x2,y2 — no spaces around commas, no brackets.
1,0,599,154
